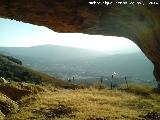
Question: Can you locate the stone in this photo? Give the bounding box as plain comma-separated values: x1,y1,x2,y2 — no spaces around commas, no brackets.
144,111,160,120
0,0,160,89
0,77,7,84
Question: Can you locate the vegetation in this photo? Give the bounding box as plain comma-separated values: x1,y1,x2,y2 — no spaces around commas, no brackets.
0,45,154,81
0,54,22,65
0,80,158,120
0,54,66,87
119,83,154,96
0,54,159,120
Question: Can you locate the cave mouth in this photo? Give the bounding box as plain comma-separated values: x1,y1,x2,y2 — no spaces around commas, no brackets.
0,18,156,87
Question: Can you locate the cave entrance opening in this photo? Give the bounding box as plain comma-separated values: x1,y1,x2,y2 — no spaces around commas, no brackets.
0,18,156,88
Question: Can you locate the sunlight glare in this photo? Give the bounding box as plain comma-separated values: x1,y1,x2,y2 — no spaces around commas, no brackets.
0,18,140,54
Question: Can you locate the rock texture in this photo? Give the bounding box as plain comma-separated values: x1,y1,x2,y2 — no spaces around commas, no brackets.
0,0,160,88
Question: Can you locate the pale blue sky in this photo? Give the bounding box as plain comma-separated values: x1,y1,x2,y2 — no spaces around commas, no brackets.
0,18,140,53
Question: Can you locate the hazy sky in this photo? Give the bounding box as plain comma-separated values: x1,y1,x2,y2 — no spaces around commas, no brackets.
0,18,140,53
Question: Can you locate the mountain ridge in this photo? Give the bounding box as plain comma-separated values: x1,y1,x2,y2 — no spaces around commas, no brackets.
0,45,155,81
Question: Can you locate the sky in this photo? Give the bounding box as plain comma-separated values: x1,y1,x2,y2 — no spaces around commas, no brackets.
0,18,141,54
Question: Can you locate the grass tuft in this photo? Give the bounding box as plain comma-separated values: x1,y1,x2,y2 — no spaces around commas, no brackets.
0,81,159,120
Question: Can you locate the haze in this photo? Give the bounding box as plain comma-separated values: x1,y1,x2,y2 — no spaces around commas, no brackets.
0,18,140,54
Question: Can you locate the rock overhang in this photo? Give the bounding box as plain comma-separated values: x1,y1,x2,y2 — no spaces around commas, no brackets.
0,0,160,89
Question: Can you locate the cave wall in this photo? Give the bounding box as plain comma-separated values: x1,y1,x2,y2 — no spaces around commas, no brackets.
0,0,160,88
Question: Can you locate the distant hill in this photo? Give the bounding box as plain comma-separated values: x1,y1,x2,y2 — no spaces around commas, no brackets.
61,52,155,80
0,54,65,86
0,45,104,63
0,45,155,81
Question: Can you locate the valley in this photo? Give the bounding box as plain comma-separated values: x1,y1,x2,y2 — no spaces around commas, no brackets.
0,45,156,87
0,49,159,120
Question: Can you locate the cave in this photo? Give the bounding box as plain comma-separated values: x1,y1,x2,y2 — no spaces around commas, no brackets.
0,0,160,89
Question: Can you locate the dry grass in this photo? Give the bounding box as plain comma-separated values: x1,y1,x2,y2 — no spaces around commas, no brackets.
0,81,45,101
5,86,160,120
0,92,18,116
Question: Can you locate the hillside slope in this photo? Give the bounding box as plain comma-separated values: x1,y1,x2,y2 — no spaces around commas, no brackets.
62,52,154,80
0,45,104,63
0,45,155,81
0,55,159,120
3,83,160,120
0,54,65,86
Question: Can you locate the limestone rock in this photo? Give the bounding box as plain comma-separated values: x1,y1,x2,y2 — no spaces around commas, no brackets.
0,0,160,88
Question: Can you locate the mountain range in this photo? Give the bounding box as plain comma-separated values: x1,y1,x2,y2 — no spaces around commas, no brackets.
0,45,155,81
